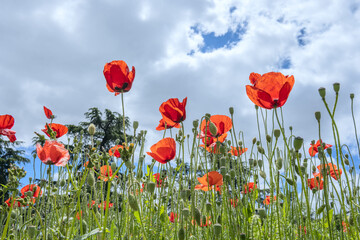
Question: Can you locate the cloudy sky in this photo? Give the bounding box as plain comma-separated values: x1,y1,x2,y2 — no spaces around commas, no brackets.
1,0,360,170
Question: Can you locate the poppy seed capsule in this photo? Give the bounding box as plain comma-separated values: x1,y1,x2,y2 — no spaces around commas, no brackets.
220,157,226,167
28,226,36,238
333,82,340,93
350,93,354,99
206,202,212,212
220,166,227,175
345,158,350,165
276,158,282,170
88,123,96,136
315,111,321,122
258,160,263,168
318,87,326,98
229,107,234,115
230,169,236,178
293,137,303,151
182,208,190,218
147,182,156,194
274,129,280,139
133,121,139,130
213,223,222,236
194,208,201,226
128,194,139,211
266,135,271,143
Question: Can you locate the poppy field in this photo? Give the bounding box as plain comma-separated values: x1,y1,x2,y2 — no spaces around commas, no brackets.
1,60,360,239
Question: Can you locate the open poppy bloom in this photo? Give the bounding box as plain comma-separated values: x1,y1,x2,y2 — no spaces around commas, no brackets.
200,143,221,154
307,177,324,190
195,171,223,192
88,200,96,208
109,145,124,158
156,118,181,131
36,140,70,167
42,123,68,139
317,163,342,180
241,182,257,194
263,195,276,205
0,114,16,142
229,146,248,156
98,165,118,181
146,138,176,164
246,72,295,109
169,212,178,223
43,106,54,119
159,97,187,126
21,184,42,198
103,60,135,95
98,201,114,210
5,197,22,208
199,115,232,147
309,140,332,157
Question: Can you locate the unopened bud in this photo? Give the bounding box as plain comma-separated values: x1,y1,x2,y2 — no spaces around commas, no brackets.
220,166,227,175
258,160,263,168
252,138,256,145
326,147,332,155
293,137,303,151
274,129,280,139
344,158,350,165
128,194,139,211
259,171,266,179
182,208,190,219
230,169,235,178
318,87,326,98
88,123,96,135
111,162,117,172
194,208,201,226
315,111,321,122
266,135,271,143
333,82,340,93
220,157,226,167
350,93,354,99
276,158,283,170
147,182,156,194
206,202,212,212
286,178,294,186
213,223,222,237
133,121,139,130
209,122,218,136
205,113,211,121
178,227,185,240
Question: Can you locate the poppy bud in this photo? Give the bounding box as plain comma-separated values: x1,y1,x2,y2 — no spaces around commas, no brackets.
125,161,133,169
225,173,231,183
326,147,332,155
276,158,282,170
111,162,117,172
252,138,257,145
128,194,139,211
293,137,303,151
209,122,218,136
257,146,265,154
178,227,185,240
194,207,201,226
229,107,234,115
133,121,139,131
249,158,254,166
256,208,266,219
88,123,96,136
213,223,222,237
206,202,212,212
220,166,227,175
274,129,280,139
220,157,226,167
11,210,17,219
182,208,190,219
205,113,211,121
318,87,326,98
289,126,293,131
286,178,294,186
147,182,156,194
230,169,235,178
258,160,263,168
350,93,354,99
193,119,199,128
333,82,340,93
28,226,36,238
60,179,66,187
259,171,266,179
345,158,350,165
266,135,271,143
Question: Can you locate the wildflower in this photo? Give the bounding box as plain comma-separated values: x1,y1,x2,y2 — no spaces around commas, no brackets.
195,171,223,192
146,138,176,164
153,173,166,187
21,184,42,198
309,140,332,157
169,212,178,223
199,115,232,147
88,200,96,208
241,182,257,194
246,72,295,109
109,145,124,158
98,165,118,181
43,106,54,119
159,97,187,126
317,163,342,180
156,118,180,131
229,146,248,156
192,216,211,227
0,114,16,142
98,201,114,210
200,143,221,154
36,140,70,167
307,176,324,190
103,60,135,95
230,198,239,208
42,123,68,139
342,221,348,232
76,211,82,220
263,195,276,205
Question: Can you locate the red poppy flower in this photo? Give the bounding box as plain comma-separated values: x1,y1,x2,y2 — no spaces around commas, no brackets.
156,118,181,131
103,60,135,95
98,201,114,210
98,165,118,181
109,145,124,158
229,146,248,156
309,140,332,157
263,195,276,205
159,97,187,126
199,115,232,147
199,143,221,154
0,114,16,142
36,140,70,167
42,123,68,139
169,212,178,223
21,184,42,198
146,138,176,164
230,198,239,208
307,177,324,190
195,171,223,192
76,211,82,220
246,72,295,109
317,163,342,180
192,216,211,227
342,221,348,232
241,182,257,194
43,106,54,119
88,200,96,208
5,197,22,208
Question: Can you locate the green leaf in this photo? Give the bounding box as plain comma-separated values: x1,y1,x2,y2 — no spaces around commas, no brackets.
133,211,141,224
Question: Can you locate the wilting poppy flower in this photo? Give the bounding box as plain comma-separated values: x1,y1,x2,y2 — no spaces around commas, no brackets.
98,201,114,210
159,97,187,126
88,200,96,208
103,60,135,94
263,195,276,205
76,211,82,220
195,171,223,192
192,216,211,227
98,165,118,181
0,114,16,142
317,163,342,180
36,140,70,167
43,106,54,119
109,145,124,158
169,212,178,223
307,177,324,190
21,184,42,198
246,72,295,109
42,123,68,139
146,138,176,164
309,140,332,157
241,182,257,194
199,115,232,147
156,118,181,131
229,146,248,156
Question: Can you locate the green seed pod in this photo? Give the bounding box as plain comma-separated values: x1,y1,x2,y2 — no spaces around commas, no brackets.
276,158,283,170
82,219,88,233
59,179,65,187
345,158,350,165
257,160,263,168
350,93,354,99
220,166,227,175
11,210,17,219
125,161,133,169
252,138,257,145
274,129,280,139
230,169,236,178
147,182,156,194
266,135,271,143
88,123,96,135
333,82,340,93
111,162,117,172
178,227,185,240
256,208,266,220
217,214,222,224
213,223,222,237
259,170,266,179
318,87,326,98
194,208,201,226
257,146,265,154
206,202,212,212
286,178,294,186
220,157,226,167
293,137,303,151
128,194,139,211
229,107,234,115
133,121,139,131
315,111,321,122
225,173,231,183
28,226,36,238
182,208,190,219
87,173,95,186
193,120,199,128
249,159,254,166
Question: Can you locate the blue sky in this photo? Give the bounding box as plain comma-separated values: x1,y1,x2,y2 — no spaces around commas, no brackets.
1,0,360,188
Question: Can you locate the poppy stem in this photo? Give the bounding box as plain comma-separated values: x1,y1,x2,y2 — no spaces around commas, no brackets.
121,90,128,145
